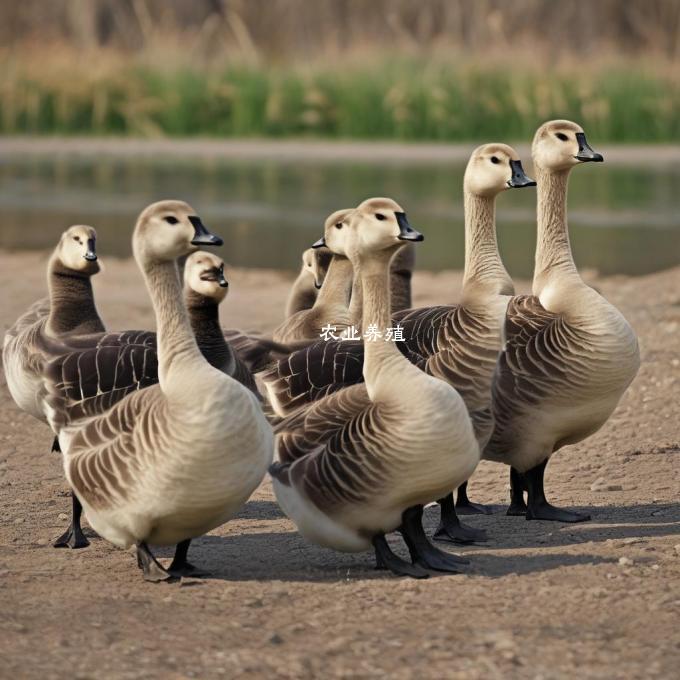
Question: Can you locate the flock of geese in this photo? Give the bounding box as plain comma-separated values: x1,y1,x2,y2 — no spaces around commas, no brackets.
2,119,640,582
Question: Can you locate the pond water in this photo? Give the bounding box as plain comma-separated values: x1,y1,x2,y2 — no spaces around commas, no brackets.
1,153,679,277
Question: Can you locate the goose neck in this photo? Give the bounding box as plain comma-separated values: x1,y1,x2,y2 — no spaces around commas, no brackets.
185,290,234,371
46,259,104,336
313,255,353,309
461,191,513,298
142,258,204,387
533,166,580,295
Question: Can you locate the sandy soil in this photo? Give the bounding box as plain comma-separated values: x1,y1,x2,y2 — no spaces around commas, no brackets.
0,250,678,679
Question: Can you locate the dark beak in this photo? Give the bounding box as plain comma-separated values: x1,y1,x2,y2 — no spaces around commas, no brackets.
395,212,424,242
507,160,537,189
314,281,322,290
312,236,326,248
189,216,224,246
575,132,604,163
84,237,97,261
217,264,228,288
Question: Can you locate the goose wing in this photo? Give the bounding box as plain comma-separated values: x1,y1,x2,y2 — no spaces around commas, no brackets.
223,329,294,372
270,384,385,511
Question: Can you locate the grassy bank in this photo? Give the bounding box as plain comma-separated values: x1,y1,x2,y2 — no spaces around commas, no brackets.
2,50,679,141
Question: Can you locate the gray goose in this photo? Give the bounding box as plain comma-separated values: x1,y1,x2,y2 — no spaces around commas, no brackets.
43,200,273,582
2,225,103,549
270,198,479,578
284,248,333,317
262,145,535,542
484,120,640,522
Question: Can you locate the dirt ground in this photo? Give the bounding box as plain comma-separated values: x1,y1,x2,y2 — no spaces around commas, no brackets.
0,250,678,679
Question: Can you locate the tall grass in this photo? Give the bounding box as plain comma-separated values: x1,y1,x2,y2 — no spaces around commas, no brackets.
1,49,679,141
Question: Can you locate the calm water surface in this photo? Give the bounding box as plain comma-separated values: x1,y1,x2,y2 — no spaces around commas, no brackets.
1,154,679,277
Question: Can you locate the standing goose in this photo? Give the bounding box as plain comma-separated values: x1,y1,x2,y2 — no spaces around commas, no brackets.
3,225,103,549
284,248,333,317
262,145,535,542
43,200,273,581
273,210,355,343
270,198,479,578
485,120,640,522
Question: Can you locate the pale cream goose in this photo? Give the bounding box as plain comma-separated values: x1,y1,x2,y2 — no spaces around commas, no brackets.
270,198,480,578
43,200,274,581
284,248,333,317
262,145,535,543
485,120,640,522
273,210,354,343
3,225,103,549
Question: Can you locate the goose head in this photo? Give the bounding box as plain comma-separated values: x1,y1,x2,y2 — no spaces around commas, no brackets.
133,200,223,264
533,120,604,172
184,251,229,303
310,208,353,274
301,245,333,290
464,144,536,197
56,225,100,275
315,198,423,259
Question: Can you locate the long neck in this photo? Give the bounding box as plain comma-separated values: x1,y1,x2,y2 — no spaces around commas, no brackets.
461,191,513,298
354,250,401,388
313,255,353,310
285,271,317,317
46,259,104,336
143,259,204,387
185,289,235,373
348,266,364,328
533,166,581,295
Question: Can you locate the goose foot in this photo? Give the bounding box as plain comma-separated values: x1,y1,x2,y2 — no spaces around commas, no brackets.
506,466,529,516
524,459,591,523
53,492,90,549
455,482,493,515
433,493,488,544
400,505,469,573
372,534,430,579
136,542,174,583
526,502,591,523
168,539,209,578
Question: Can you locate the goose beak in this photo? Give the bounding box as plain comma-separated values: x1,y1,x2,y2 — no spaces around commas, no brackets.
312,236,326,248
575,132,604,163
396,212,424,242
218,265,228,288
507,160,537,188
83,237,98,261
314,280,323,290
189,216,224,246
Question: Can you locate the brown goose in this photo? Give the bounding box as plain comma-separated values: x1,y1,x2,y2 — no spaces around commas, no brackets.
262,145,535,542
270,198,479,578
273,210,354,343
43,200,273,582
2,225,103,549
484,120,640,522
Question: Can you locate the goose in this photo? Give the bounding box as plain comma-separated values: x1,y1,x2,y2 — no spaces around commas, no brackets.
485,120,640,522
43,200,274,581
284,248,333,317
262,145,535,542
3,225,103,549
269,198,480,578
273,210,355,343
389,243,416,312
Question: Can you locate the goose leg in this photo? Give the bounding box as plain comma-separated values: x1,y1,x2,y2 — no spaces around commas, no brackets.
136,542,173,582
433,493,488,544
506,467,529,516
400,505,469,573
525,459,591,523
372,533,430,579
455,481,493,515
53,492,90,549
168,539,208,578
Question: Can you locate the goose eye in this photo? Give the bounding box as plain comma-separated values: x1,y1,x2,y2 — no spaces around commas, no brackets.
335,222,343,229
490,156,500,164
556,132,569,141
164,216,179,225
375,213,386,221
73,236,81,243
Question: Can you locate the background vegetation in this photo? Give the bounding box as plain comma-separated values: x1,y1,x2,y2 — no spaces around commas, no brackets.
1,0,680,141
